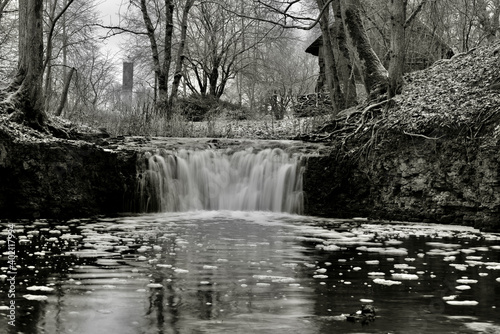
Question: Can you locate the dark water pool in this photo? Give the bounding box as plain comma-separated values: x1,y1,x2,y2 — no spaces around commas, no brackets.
1,211,499,333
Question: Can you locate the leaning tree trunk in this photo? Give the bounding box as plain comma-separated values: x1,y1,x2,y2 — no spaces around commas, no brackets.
6,0,47,130
340,0,388,101
55,67,75,117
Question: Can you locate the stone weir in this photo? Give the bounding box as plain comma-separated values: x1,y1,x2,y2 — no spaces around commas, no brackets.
0,134,329,219
108,137,331,215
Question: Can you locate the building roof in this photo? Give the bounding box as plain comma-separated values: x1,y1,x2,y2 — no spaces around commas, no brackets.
305,33,322,56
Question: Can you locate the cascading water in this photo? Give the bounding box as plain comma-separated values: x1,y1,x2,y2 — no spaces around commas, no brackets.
136,147,304,214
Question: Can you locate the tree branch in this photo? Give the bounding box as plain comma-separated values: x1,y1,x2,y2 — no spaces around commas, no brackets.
405,0,428,28
208,0,335,30
43,0,76,71
93,23,149,38
0,0,10,22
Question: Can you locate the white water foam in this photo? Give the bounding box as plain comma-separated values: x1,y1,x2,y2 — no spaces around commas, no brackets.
137,148,304,214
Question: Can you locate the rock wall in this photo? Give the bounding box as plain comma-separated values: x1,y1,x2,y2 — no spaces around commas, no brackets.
0,132,137,219
303,134,500,231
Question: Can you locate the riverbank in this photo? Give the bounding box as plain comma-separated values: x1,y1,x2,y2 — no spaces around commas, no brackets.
303,41,500,231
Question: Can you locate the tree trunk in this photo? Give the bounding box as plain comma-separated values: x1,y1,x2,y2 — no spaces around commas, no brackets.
169,0,194,108
388,0,406,98
331,0,357,107
8,0,47,129
340,0,388,101
140,0,173,117
161,0,174,117
43,0,58,112
55,67,75,117
316,0,342,115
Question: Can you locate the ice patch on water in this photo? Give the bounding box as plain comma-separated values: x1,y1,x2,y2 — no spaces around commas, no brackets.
456,279,478,284
26,286,54,292
394,264,415,270
313,274,328,279
442,295,457,301
455,285,471,290
446,300,478,306
373,278,402,286
450,263,468,271
23,294,49,301
391,274,419,280
203,265,218,270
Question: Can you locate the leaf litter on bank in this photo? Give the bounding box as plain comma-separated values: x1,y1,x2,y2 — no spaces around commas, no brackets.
300,41,500,153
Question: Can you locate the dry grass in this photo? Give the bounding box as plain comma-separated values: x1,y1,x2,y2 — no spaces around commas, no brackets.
65,103,339,140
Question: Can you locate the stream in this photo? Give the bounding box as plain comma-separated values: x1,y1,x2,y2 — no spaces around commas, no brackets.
1,211,499,333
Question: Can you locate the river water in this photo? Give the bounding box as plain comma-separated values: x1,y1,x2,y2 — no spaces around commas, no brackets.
1,211,499,334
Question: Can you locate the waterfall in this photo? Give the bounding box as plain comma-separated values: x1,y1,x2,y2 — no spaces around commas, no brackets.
137,148,304,214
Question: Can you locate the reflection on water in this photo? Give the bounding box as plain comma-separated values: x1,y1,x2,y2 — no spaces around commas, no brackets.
0,211,499,334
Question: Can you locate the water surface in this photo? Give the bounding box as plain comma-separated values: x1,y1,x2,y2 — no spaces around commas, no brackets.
1,212,499,333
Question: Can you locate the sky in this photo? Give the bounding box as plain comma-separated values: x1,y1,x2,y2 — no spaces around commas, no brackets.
95,0,126,57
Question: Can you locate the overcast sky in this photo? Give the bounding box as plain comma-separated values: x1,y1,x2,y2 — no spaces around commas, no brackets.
95,0,126,57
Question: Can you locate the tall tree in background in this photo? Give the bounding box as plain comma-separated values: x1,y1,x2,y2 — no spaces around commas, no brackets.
388,0,406,98
169,0,195,107
387,0,428,98
316,0,343,114
139,0,174,117
184,0,282,100
1,0,47,129
43,0,75,112
339,0,388,101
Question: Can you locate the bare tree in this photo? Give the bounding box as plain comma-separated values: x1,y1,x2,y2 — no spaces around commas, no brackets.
169,0,195,107
185,0,283,99
1,0,47,130
43,0,75,112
